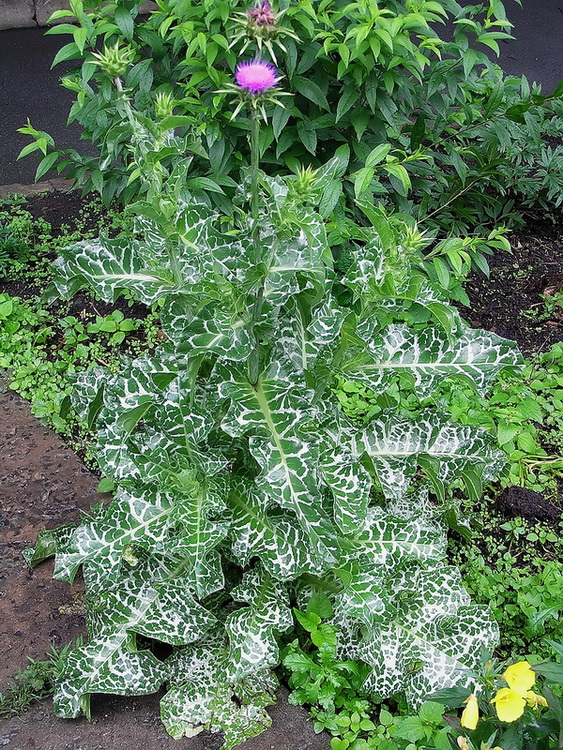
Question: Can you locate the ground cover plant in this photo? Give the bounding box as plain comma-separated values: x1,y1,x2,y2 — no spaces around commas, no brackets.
0,193,158,449
282,607,563,750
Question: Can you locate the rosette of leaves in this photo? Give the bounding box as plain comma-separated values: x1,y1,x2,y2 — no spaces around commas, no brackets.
27,176,523,746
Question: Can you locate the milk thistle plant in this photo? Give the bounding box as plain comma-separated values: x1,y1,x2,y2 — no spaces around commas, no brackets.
27,53,525,747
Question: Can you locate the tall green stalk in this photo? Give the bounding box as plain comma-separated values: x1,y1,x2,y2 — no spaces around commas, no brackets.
250,108,261,265
248,107,264,385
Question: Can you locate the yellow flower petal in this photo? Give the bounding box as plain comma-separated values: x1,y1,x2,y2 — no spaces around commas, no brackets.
460,694,479,730
526,691,548,708
491,687,526,723
457,738,471,750
502,661,536,694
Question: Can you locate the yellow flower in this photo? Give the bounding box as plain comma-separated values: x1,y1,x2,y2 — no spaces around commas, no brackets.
491,687,526,722
525,691,548,709
502,661,536,694
457,737,471,750
460,694,479,730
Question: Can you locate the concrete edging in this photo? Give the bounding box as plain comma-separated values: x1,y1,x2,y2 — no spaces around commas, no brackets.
0,1,157,30
0,178,75,199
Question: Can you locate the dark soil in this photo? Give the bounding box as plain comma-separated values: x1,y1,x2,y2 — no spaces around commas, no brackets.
24,189,102,236
495,486,561,523
458,212,563,357
0,189,149,320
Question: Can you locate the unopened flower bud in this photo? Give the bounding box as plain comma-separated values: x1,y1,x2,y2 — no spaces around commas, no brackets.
91,42,135,78
155,91,176,120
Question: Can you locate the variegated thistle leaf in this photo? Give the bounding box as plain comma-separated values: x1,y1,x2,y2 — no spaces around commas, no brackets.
52,235,176,306
356,413,505,500
261,209,328,308
22,523,77,568
342,236,388,299
87,563,216,645
339,323,523,397
343,504,447,568
320,440,373,535
53,483,228,600
225,568,292,680
162,630,277,747
167,477,229,600
55,638,167,719
273,299,349,375
56,558,217,718
176,304,254,361
334,564,498,708
227,481,323,580
217,359,338,563
52,201,251,309
83,360,226,484
53,487,175,584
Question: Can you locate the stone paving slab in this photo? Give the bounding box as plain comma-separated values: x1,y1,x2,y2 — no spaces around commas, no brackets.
0,386,328,748
0,0,34,31
0,178,74,199
0,0,158,29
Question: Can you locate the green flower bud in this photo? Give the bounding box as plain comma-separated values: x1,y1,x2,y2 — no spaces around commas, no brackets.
154,91,176,120
91,42,135,78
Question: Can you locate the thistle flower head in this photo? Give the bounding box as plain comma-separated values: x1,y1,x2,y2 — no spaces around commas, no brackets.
247,1,275,28
235,60,280,95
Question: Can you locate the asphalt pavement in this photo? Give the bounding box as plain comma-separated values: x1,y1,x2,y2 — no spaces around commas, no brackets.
0,1,562,185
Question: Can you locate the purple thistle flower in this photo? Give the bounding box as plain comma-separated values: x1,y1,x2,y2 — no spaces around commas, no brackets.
235,59,280,95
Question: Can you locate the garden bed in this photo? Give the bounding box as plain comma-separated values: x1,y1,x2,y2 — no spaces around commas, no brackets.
0,188,562,746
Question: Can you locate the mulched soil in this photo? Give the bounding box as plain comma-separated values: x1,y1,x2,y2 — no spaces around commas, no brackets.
457,211,563,357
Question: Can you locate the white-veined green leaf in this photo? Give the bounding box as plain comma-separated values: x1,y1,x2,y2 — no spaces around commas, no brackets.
320,441,372,535
218,359,338,563
55,639,166,719
273,299,348,374
162,631,277,746
356,414,505,499
227,481,323,579
335,564,498,708
225,568,292,679
340,323,523,397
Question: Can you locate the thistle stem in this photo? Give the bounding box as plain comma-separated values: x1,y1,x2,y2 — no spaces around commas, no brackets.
248,105,264,384
250,107,261,264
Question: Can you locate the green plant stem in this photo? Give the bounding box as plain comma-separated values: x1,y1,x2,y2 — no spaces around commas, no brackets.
248,106,264,385
250,108,261,264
